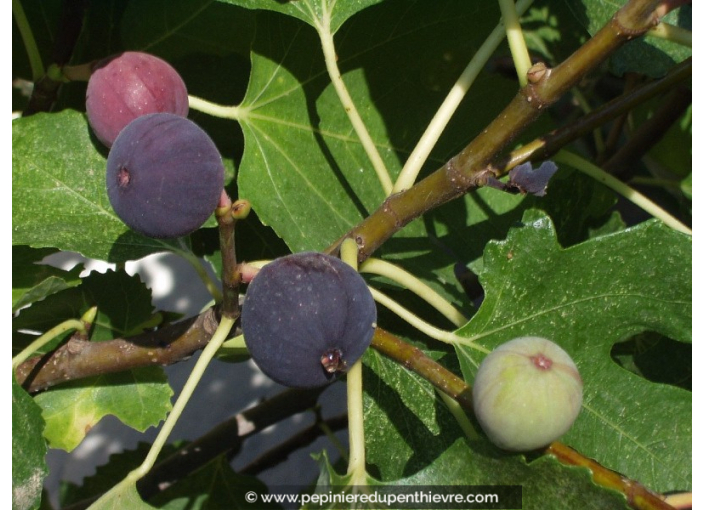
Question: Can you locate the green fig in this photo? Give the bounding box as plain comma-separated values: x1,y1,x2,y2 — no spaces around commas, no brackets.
472,336,583,451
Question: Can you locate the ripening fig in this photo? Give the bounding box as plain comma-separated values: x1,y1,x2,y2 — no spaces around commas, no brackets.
241,252,377,389
472,336,582,451
86,51,189,147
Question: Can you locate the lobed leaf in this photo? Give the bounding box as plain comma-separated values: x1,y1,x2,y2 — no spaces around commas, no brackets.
34,367,172,452
12,246,82,313
454,212,691,492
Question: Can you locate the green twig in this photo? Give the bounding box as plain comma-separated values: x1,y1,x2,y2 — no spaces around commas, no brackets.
554,150,691,234
12,319,85,370
360,257,468,327
188,95,243,120
498,0,533,87
316,6,393,195
13,0,44,80
392,0,534,192
340,238,367,484
369,287,489,352
647,22,691,47
136,316,235,478
437,390,480,440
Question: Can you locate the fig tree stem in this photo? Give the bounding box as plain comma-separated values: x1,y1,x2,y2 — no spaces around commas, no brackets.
136,386,327,501
216,192,240,319
602,86,691,179
15,308,221,393
372,328,474,410
546,442,676,510
238,414,349,477
495,57,692,173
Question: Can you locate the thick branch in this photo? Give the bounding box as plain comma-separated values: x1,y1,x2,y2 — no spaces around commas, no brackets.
372,328,473,410
326,0,662,262
371,327,675,510
498,58,692,173
14,308,221,393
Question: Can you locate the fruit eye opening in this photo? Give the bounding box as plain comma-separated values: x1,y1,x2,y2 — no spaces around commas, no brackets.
320,348,347,374
117,166,131,187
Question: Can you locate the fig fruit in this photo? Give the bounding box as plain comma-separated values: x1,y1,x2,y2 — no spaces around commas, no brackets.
241,252,377,389
86,51,189,147
106,113,224,239
472,336,582,451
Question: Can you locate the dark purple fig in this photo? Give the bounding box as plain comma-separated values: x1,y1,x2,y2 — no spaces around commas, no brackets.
106,113,224,239
241,252,377,389
86,51,188,147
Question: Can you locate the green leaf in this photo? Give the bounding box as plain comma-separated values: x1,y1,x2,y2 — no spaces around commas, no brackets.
565,0,691,77
12,110,180,262
13,269,158,341
151,456,278,510
87,477,157,510
14,268,171,452
34,367,172,452
238,2,532,254
61,443,177,506
428,167,622,278
681,172,692,200
120,0,255,59
455,211,691,492
218,0,385,33
12,375,48,510
12,245,82,313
